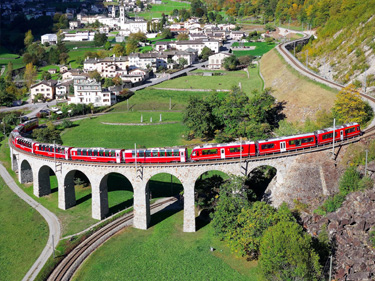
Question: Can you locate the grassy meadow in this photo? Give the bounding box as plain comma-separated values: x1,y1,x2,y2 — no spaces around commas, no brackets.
0,173,49,281
128,0,190,20
72,211,258,281
232,42,276,57
154,66,263,94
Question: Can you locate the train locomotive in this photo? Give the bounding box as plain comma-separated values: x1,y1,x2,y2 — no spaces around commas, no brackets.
10,120,361,163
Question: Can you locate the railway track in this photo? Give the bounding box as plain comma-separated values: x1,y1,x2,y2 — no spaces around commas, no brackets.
47,197,177,281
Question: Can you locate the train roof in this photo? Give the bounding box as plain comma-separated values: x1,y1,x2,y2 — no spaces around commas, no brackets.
124,147,186,151
315,122,359,134
192,141,255,150
36,143,73,148
257,132,315,143
71,147,122,151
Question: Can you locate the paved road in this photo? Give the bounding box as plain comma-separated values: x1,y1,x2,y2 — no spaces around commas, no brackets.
0,163,61,281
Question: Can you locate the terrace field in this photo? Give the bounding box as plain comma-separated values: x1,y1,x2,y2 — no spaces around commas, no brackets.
128,0,190,20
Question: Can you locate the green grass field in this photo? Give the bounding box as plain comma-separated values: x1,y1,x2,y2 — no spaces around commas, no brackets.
0,161,48,281
232,42,276,57
37,65,61,80
73,211,258,281
154,66,263,94
129,0,190,20
67,47,113,69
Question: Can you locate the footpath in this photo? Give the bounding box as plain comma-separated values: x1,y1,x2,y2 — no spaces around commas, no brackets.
0,164,61,281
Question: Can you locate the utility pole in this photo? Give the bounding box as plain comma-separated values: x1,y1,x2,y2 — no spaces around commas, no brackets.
332,119,335,158
305,50,308,68
240,137,242,171
364,70,367,94
127,99,129,111
294,41,296,57
134,143,137,171
52,235,55,259
365,149,368,177
329,255,333,281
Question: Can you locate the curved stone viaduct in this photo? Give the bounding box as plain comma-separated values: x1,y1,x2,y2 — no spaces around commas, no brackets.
10,145,299,232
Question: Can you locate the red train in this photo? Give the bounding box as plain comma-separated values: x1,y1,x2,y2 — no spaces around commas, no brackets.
10,121,361,163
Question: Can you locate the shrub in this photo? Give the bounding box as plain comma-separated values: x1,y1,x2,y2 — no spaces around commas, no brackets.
339,167,361,196
369,230,375,248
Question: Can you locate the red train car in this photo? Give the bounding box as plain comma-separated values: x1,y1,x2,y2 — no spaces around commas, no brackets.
315,122,361,145
123,148,187,163
256,133,316,155
14,136,34,153
190,142,256,161
34,143,73,160
70,148,123,163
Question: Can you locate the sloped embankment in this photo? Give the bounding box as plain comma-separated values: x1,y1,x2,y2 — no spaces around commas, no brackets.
260,49,337,122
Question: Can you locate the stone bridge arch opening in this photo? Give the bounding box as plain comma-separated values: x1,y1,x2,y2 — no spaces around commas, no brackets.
147,173,183,227
194,170,230,230
63,170,92,210
99,173,133,216
38,165,58,197
246,165,277,203
20,159,33,184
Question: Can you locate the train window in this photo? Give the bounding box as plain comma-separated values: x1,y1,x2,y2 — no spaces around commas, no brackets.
99,150,104,156
261,143,275,150
77,149,81,156
88,149,92,155
111,150,115,156
322,133,333,140
229,147,242,153
345,128,355,134
105,150,109,157
192,151,196,156
152,151,158,157
174,149,180,156
301,137,314,144
145,150,151,157
202,149,217,155
139,151,145,157
166,150,172,157
132,151,136,157
159,150,165,156
82,149,87,155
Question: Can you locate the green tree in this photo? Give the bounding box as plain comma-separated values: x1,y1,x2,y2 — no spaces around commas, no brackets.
41,71,52,80
129,31,147,43
94,33,108,46
24,30,34,47
176,33,189,41
89,70,102,83
200,46,213,61
32,122,62,144
333,84,373,125
113,44,126,56
211,175,253,239
178,57,188,68
223,55,239,71
160,28,173,39
24,63,37,89
126,40,138,55
5,62,13,83
48,48,60,64
104,41,111,50
259,221,321,281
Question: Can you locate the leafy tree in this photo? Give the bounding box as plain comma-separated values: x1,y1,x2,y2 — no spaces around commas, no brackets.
113,44,126,56
160,28,173,39
228,202,295,259
94,33,108,46
264,23,276,32
5,62,13,83
223,55,239,71
200,46,213,61
176,33,189,41
178,57,188,68
48,48,60,64
259,221,321,281
195,174,224,211
41,71,52,80
333,84,373,125
129,31,147,43
24,63,37,88
211,175,252,239
104,41,111,51
32,122,62,144
61,119,73,129
89,70,102,83
112,76,122,86
24,30,34,47
103,78,114,88
126,40,138,55
183,96,217,139
338,166,361,196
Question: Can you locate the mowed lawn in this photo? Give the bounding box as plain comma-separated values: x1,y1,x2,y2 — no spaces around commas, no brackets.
232,42,276,57
155,66,263,94
73,211,257,281
0,173,48,281
61,113,188,149
129,0,190,20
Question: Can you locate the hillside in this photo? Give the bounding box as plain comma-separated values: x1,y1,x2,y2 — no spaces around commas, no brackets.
260,49,337,122
298,1,375,87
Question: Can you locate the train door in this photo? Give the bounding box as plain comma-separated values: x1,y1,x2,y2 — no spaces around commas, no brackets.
116,151,121,163
220,148,225,159
340,130,344,141
180,150,186,163
65,149,69,160
280,142,286,152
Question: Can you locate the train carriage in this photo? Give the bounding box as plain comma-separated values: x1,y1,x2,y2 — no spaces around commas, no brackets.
123,148,187,163
190,142,256,161
14,136,34,153
257,133,316,156
70,148,123,163
34,143,73,160
315,122,361,145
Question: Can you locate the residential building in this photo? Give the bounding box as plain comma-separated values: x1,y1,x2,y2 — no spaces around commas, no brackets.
41,34,57,45
30,80,57,100
208,53,231,69
231,31,245,40
55,80,73,100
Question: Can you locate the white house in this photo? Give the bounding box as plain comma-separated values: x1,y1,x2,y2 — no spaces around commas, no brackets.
208,53,231,69
41,34,57,45
30,80,57,101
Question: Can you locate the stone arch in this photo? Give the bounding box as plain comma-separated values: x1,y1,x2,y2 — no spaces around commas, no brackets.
38,165,58,197
12,154,18,172
63,169,92,210
20,159,33,184
99,172,134,216
247,165,277,203
145,172,184,227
